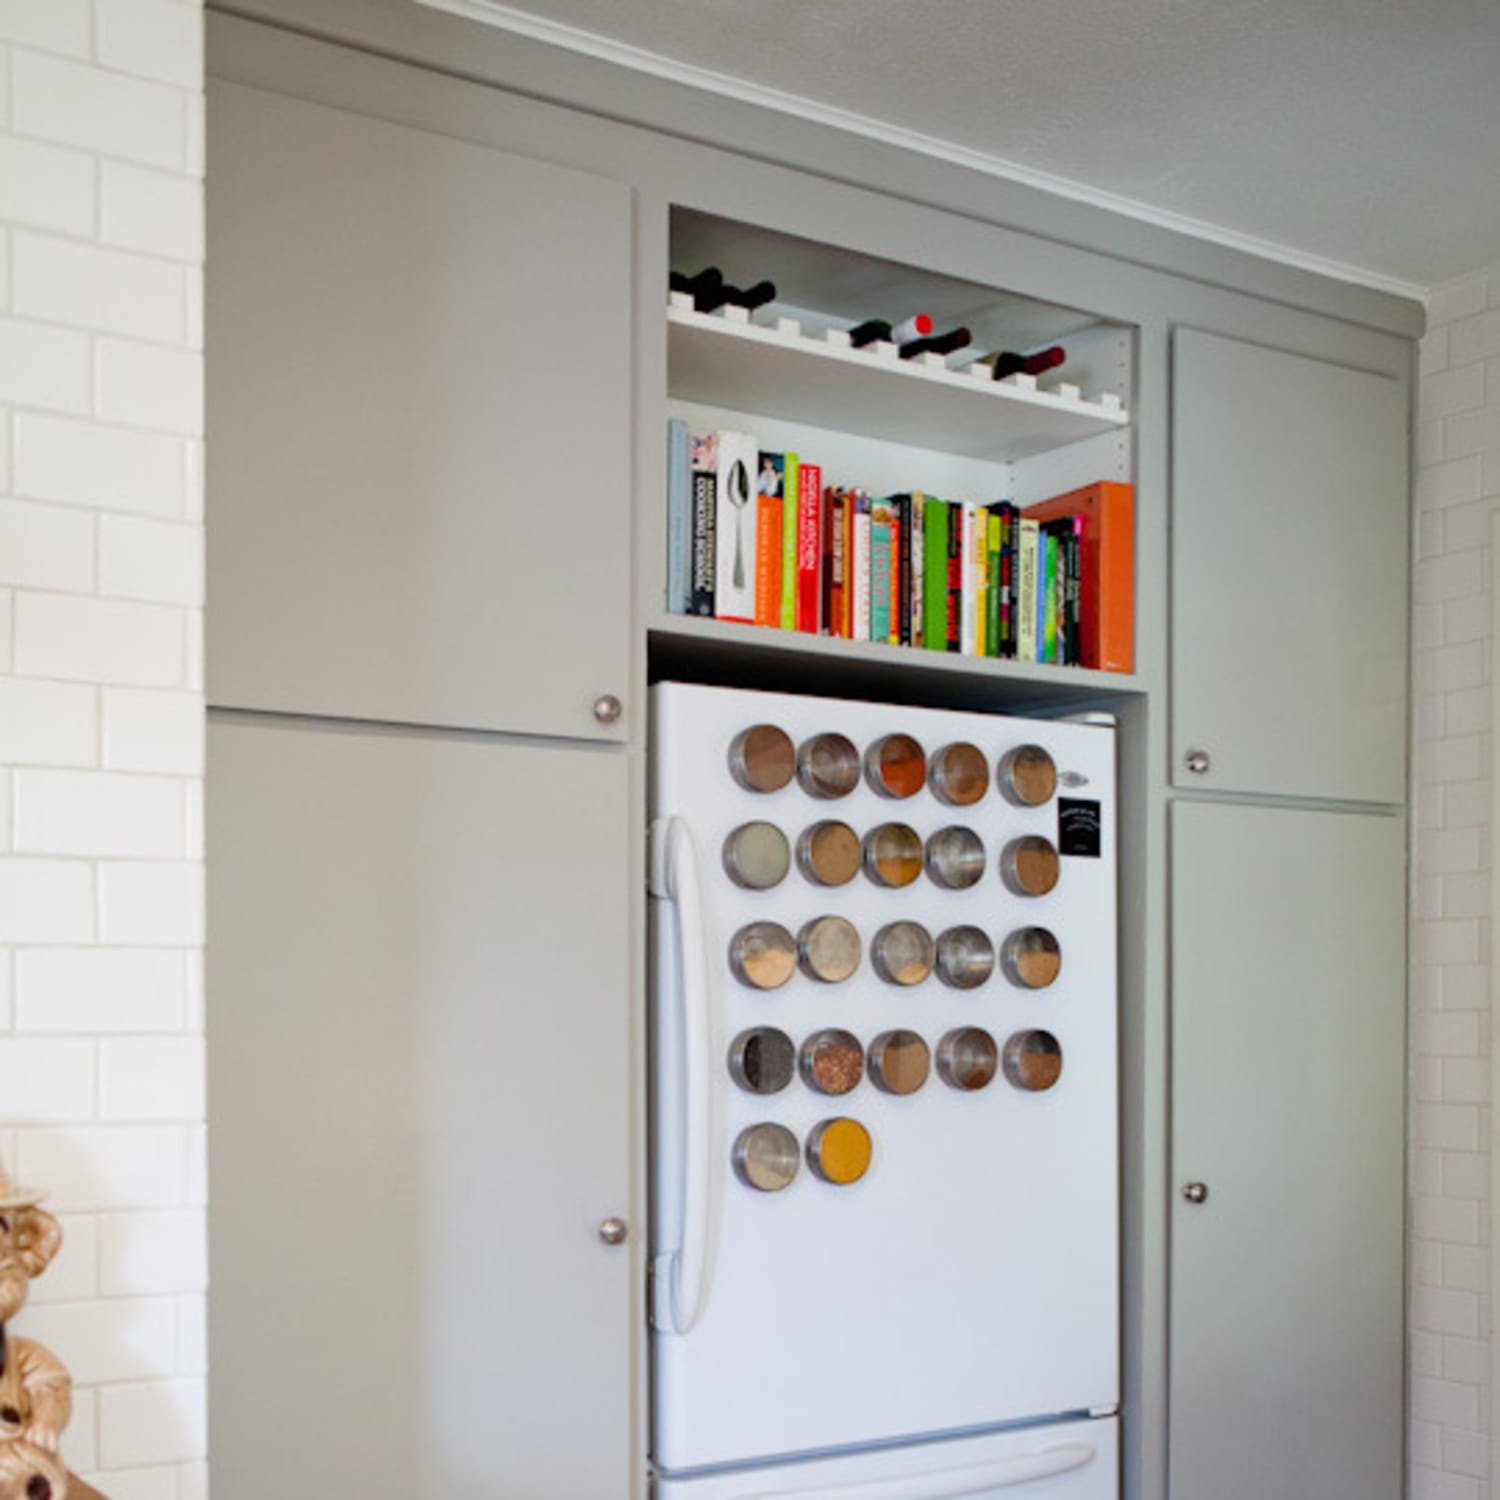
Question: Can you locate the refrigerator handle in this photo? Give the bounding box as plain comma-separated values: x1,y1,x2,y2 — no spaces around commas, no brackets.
732,1443,1097,1500
650,815,713,1335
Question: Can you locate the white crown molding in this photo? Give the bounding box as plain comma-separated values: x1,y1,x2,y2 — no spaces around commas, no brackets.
416,0,1428,304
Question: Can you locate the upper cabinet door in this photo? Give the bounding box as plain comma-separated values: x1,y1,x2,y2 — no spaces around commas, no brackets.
1171,329,1408,803
208,82,632,742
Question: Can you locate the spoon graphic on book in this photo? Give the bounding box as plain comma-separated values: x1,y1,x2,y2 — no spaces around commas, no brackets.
728,456,751,591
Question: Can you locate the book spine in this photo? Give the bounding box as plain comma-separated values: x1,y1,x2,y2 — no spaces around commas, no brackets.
1017,518,1039,661
842,490,858,638
945,502,962,652
1067,514,1083,665
922,498,946,651
753,489,783,627
960,502,977,655
999,503,1015,658
871,499,893,645
893,496,908,646
667,418,690,613
910,497,924,649
828,483,840,630
986,508,1002,658
827,489,846,638
795,463,823,632
779,453,799,629
972,504,989,658
1042,528,1059,663
689,431,718,618
852,494,873,641
714,430,759,622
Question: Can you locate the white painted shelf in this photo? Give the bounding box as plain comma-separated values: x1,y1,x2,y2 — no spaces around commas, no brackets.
666,298,1129,461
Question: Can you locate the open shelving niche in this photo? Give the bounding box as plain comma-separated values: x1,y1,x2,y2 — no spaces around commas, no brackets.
650,209,1140,720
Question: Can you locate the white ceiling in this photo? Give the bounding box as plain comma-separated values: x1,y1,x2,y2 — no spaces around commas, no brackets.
432,0,1500,299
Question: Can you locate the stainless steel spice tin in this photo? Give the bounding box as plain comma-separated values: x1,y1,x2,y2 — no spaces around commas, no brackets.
722,821,791,890
1001,927,1062,988
799,1028,864,1096
797,915,862,983
924,825,986,890
732,1122,801,1192
863,823,924,888
1003,1029,1064,1091
866,1030,931,1095
864,733,926,799
935,925,995,989
805,1117,873,1185
936,1027,999,1091
728,1027,797,1095
729,921,798,989
871,921,935,986
796,820,862,887
1000,835,1061,897
796,732,861,800
997,744,1058,807
929,741,990,806
727,724,796,793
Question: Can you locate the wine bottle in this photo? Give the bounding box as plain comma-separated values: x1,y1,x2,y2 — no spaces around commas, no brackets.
989,345,1065,380
898,326,972,360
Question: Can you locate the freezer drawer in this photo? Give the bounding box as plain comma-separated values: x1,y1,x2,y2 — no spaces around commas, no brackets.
654,1416,1118,1499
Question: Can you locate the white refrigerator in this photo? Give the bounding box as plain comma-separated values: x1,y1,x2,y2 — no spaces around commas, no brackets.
649,682,1119,1499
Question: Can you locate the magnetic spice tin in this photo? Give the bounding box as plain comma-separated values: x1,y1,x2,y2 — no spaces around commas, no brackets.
1003,1029,1064,1092
728,1027,797,1094
729,921,798,989
800,1029,865,1096
1000,835,1061,897
797,820,862,886
805,1117,873,1185
732,1122,801,1192
863,733,926,799
1001,927,1062,989
924,825,986,890
935,1027,999,1091
797,915,862,983
928,741,990,806
997,743,1058,807
796,732,861,799
934,925,995,989
728,724,796,793
870,921,935,986
862,823,924,888
866,1030,931,1095
722,821,791,890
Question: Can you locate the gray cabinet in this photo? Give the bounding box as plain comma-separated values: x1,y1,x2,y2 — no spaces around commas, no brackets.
207,81,633,743
207,717,634,1499
1170,329,1408,804
1168,799,1404,1500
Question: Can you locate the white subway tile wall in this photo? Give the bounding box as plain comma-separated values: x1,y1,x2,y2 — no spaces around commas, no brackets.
1412,264,1500,1500
0,3,206,1498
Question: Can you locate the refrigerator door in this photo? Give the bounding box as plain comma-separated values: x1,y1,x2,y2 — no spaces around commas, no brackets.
650,684,1118,1473
654,1415,1118,1499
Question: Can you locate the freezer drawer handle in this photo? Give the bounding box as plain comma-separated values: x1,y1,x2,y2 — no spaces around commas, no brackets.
732,1442,1097,1499
649,816,713,1334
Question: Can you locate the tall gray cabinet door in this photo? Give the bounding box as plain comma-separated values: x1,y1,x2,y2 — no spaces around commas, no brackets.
1171,329,1407,803
207,81,632,742
207,718,634,1499
1169,800,1404,1500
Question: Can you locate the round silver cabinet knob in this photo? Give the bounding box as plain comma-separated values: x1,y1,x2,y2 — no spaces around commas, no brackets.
593,694,623,725
1183,749,1211,775
598,1217,628,1245
1182,1182,1209,1205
